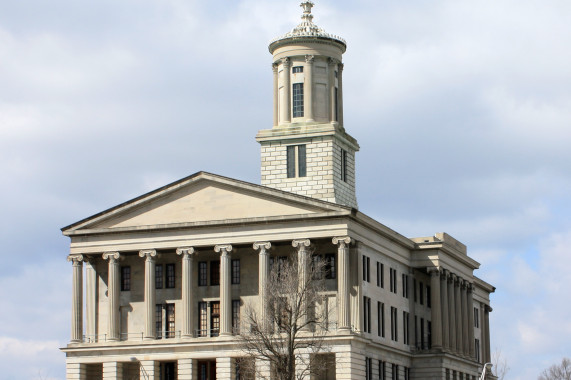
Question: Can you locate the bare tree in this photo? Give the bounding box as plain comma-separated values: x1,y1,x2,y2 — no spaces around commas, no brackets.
491,348,510,380
539,358,571,380
238,251,333,380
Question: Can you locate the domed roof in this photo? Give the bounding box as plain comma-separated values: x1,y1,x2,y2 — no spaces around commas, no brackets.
269,1,346,54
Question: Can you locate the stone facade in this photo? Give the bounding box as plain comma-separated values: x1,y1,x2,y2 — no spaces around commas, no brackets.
61,2,495,380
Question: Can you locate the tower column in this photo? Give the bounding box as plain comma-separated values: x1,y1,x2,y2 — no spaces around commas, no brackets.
305,55,314,122
215,244,233,336
68,254,84,343
328,58,337,123
254,242,271,331
333,236,351,332
440,269,449,350
282,58,291,123
337,63,344,126
102,252,121,341
448,274,457,353
272,63,279,127
139,249,157,340
177,247,195,338
428,267,443,349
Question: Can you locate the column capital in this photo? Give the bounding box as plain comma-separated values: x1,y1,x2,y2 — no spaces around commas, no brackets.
214,244,233,255
281,57,291,67
253,241,271,253
272,62,279,72
328,57,339,66
332,236,352,248
102,252,120,262
427,266,440,276
67,254,84,265
292,239,311,248
338,63,344,72
305,54,315,64
466,282,474,292
441,268,450,280
485,305,493,313
139,249,157,261
176,247,195,257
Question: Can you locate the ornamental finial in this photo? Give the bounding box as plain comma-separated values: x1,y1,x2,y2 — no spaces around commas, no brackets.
300,1,315,22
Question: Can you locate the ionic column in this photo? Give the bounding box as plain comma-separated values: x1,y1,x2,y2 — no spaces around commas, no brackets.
440,270,449,350
85,257,97,341
272,63,279,127
215,244,233,336
293,239,311,327
467,283,475,358
448,274,457,353
337,63,344,126
139,249,157,340
480,303,487,363
328,58,337,123
428,267,442,349
305,55,314,122
68,254,84,343
455,277,464,354
102,252,121,341
282,58,291,123
484,306,492,362
254,242,271,331
177,247,195,338
333,236,352,332
461,281,469,355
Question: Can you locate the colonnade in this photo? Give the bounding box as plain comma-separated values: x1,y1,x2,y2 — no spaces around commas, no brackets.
67,236,353,343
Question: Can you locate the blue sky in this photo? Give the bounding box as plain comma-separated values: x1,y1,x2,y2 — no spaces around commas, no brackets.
0,0,570,378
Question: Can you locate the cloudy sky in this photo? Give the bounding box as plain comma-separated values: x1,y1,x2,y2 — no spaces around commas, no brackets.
1,0,570,378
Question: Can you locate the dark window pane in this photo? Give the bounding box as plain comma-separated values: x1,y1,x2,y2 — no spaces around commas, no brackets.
287,146,296,178
211,302,220,337
166,264,175,288
293,83,304,117
121,266,131,291
232,259,240,285
156,304,163,338
211,261,220,286
298,144,306,177
292,66,303,73
198,262,207,286
155,264,163,289
166,304,175,338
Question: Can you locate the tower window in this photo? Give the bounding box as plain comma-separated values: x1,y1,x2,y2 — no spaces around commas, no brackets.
286,145,306,178
341,148,347,182
292,66,303,73
292,83,304,117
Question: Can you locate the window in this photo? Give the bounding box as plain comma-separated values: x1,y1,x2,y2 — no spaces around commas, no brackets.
232,300,241,334
198,262,207,286
403,311,409,345
419,282,424,305
427,285,431,308
365,357,373,380
392,364,398,380
390,268,397,294
427,321,432,349
156,304,163,338
292,83,304,117
292,66,303,73
166,303,175,338
232,259,240,284
325,254,336,279
363,256,370,282
211,260,220,286
166,264,175,288
270,256,288,278
363,296,371,333
404,367,410,380
377,262,384,288
413,279,417,302
334,87,339,121
340,148,347,182
211,301,220,337
475,339,481,362
198,302,207,337
121,266,131,291
378,302,385,337
155,264,164,289
474,307,480,328
390,307,398,341
402,274,409,298
286,145,306,178
420,318,425,349
378,360,386,380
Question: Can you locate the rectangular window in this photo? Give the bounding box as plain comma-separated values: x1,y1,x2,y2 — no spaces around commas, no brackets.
156,304,163,338
420,318,425,349
377,262,384,288
475,338,481,362
324,254,336,279
121,266,131,291
427,320,432,349
211,260,220,286
378,302,385,337
292,66,303,73
379,360,386,380
286,145,306,178
166,263,175,288
403,311,410,345
198,262,207,286
474,307,480,328
365,358,373,380
404,367,410,380
166,303,175,338
363,296,371,333
232,300,241,334
390,268,398,294
419,282,424,305
391,307,398,341
292,83,304,117
413,279,417,302
402,274,409,298
392,364,398,380
427,285,432,308
232,259,240,284
340,148,347,182
155,264,164,289
211,301,220,337
198,302,207,337
363,256,370,282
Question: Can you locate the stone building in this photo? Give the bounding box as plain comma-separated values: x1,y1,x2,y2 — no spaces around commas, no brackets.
61,2,495,380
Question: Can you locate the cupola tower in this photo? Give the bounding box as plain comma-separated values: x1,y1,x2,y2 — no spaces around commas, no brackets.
256,1,359,209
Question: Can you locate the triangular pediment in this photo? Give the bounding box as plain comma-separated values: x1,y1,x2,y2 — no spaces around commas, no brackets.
63,172,350,234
